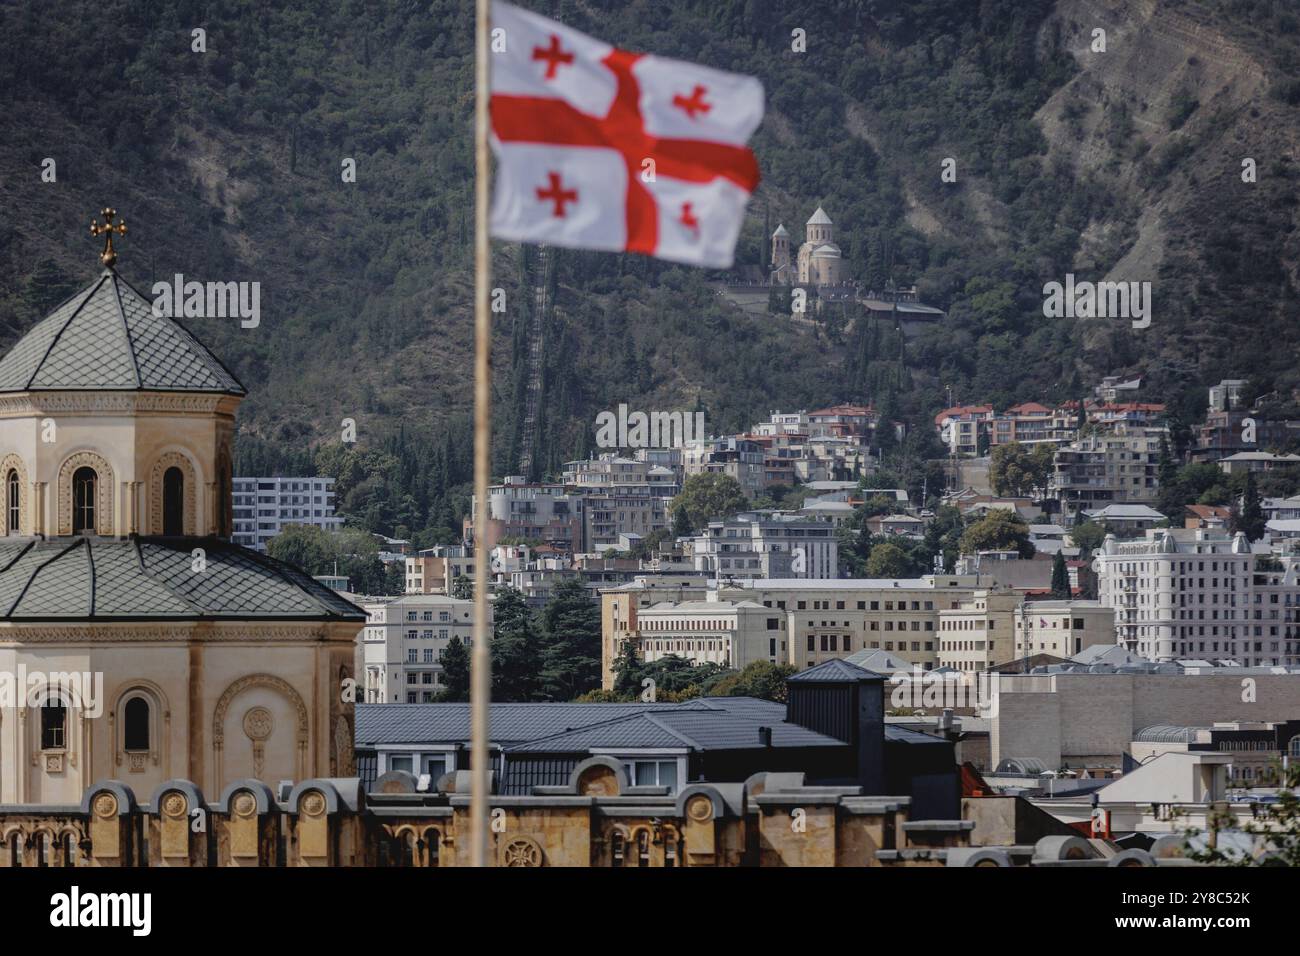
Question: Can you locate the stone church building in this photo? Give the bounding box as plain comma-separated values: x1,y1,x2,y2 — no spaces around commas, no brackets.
769,206,846,287
0,241,364,807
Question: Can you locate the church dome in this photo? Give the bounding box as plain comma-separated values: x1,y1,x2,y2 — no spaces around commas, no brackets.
0,536,362,622
772,223,789,237
807,206,832,225
0,269,245,395
811,243,841,258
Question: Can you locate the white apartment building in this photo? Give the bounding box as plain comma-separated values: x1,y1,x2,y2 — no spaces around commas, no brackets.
692,513,838,579
232,475,343,551
636,599,781,671
359,594,486,703
1093,529,1300,666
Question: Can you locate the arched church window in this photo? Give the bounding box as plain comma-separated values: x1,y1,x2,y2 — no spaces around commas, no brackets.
41,703,66,750
124,697,150,751
6,469,18,534
162,466,184,535
72,467,96,534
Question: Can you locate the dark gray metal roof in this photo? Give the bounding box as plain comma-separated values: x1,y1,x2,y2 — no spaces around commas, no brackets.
355,700,709,746
0,270,246,395
357,697,844,753
0,536,363,620
788,658,883,683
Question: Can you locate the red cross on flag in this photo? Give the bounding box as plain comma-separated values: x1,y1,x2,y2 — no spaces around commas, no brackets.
488,0,763,268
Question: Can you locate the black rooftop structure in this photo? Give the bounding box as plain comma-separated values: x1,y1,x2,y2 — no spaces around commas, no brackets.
357,663,960,816
786,658,885,796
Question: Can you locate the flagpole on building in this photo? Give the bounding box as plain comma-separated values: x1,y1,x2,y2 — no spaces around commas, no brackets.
470,0,493,868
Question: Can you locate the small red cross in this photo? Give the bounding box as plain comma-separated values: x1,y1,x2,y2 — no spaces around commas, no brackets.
536,172,578,217
679,201,700,236
532,34,574,80
672,85,711,120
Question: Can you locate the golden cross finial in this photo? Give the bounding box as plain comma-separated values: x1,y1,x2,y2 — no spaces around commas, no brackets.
89,207,127,268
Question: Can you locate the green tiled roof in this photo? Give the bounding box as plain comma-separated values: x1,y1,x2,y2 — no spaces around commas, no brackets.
0,270,246,395
0,537,363,621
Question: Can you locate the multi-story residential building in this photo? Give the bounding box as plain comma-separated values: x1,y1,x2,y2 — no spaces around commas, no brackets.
937,591,1022,672
806,404,877,440
1217,451,1300,475
637,599,782,671
1191,408,1300,463
405,544,478,595
682,437,765,498
1092,529,1288,665
465,477,584,552
1012,599,1117,659
232,475,344,551
561,454,681,497
751,410,809,439
359,594,485,703
583,493,671,552
989,402,1057,446
934,404,994,457
1088,402,1166,429
1247,555,1300,668
1208,378,1249,413
1050,424,1165,512
692,513,838,579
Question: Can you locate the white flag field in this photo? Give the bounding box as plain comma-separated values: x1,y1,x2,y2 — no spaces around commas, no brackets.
488,0,764,268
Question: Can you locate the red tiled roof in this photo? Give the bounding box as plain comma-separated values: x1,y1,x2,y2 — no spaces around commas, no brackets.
1006,402,1052,414
1186,504,1230,519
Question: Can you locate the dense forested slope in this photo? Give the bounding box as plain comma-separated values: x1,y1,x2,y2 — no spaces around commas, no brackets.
1,0,1297,541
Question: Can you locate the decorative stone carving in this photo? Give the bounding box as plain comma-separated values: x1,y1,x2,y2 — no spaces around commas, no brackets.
93,793,118,818
301,791,326,817
500,836,544,867
161,792,187,819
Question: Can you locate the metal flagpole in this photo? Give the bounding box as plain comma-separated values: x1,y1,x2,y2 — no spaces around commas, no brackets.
470,0,493,868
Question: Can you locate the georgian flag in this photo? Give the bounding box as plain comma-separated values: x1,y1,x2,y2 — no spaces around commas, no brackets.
488,1,763,268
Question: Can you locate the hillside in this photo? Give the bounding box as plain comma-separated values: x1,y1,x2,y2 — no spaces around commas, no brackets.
1,0,1298,541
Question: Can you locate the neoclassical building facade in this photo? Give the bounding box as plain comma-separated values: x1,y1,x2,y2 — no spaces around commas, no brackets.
0,259,364,806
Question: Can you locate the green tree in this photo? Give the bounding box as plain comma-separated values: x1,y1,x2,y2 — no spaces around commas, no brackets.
669,473,749,533
959,511,1035,558
1070,519,1105,556
437,635,470,702
1050,550,1070,598
866,541,912,577
1183,762,1300,866
491,586,540,701
1235,471,1267,541
706,661,795,702
537,577,602,700
451,573,473,600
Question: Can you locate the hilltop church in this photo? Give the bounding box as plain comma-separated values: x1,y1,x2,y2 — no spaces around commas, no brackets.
769,206,847,287
0,212,364,808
